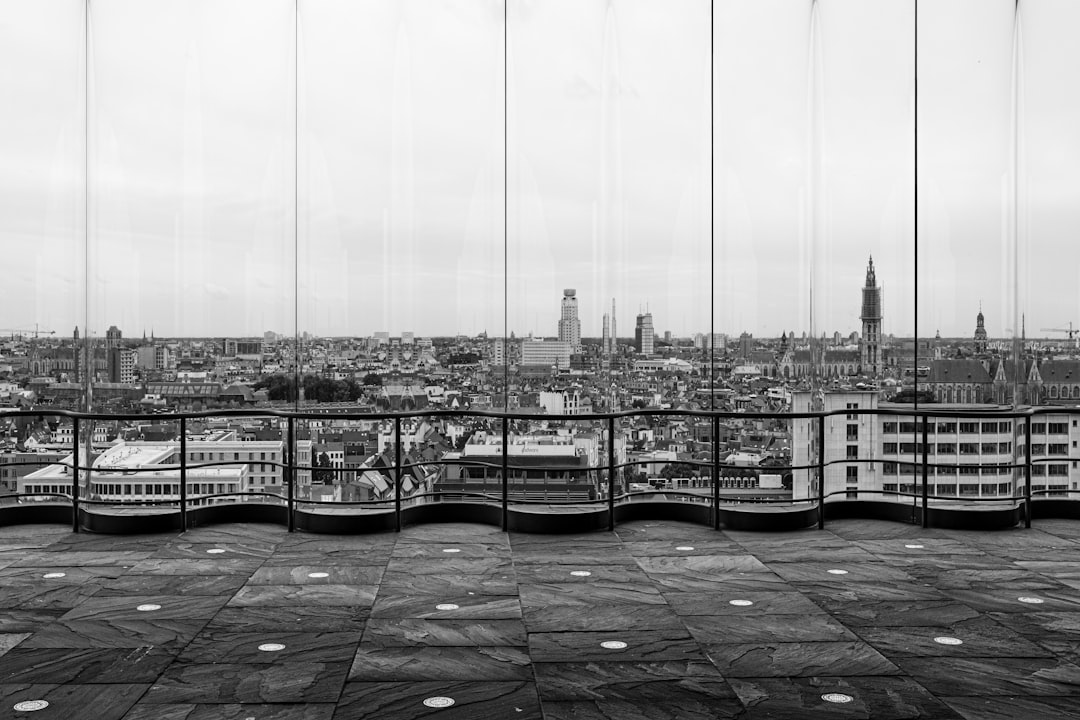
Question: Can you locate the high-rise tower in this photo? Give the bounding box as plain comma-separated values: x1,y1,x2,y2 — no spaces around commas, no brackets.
73,327,81,384
610,299,617,355
558,289,581,352
602,312,610,367
635,312,654,355
860,256,882,375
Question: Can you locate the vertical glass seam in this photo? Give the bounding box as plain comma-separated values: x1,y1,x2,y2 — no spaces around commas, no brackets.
503,0,509,414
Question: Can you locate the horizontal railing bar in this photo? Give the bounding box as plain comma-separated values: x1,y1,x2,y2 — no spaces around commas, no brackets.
7,404,1080,424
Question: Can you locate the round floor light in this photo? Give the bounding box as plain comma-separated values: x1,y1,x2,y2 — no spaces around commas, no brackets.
136,604,161,612
905,544,924,549
729,599,754,607
1018,596,1045,604
442,548,461,553
600,640,627,650
827,569,848,575
934,636,963,645
13,700,50,712
676,546,695,551
307,572,329,578
258,643,286,652
423,697,455,708
821,693,853,704
436,603,459,611
570,570,592,577
42,573,65,579
206,548,226,554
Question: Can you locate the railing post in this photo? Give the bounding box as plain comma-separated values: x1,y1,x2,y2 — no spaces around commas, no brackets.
394,416,402,533
1025,414,1032,528
501,417,508,531
71,416,80,533
712,414,720,530
921,415,929,529
608,416,616,532
179,417,188,530
286,416,295,532
817,414,826,530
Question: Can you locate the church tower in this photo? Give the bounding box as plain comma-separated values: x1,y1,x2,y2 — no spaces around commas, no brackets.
860,256,882,375
973,305,988,354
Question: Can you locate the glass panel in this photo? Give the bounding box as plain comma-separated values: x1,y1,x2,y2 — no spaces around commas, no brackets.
917,0,1017,403
508,0,710,408
87,0,295,505
297,0,503,354
297,0,503,512
0,1,86,501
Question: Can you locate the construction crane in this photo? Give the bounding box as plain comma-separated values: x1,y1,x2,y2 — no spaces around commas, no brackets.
0,326,56,341
1041,323,1078,341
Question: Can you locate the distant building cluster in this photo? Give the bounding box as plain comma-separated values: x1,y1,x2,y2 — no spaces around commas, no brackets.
6,252,1080,508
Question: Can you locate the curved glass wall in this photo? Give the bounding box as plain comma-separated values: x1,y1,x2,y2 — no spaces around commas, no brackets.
5,0,1079,514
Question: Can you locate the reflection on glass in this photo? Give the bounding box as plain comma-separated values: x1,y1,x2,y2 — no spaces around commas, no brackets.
509,0,709,411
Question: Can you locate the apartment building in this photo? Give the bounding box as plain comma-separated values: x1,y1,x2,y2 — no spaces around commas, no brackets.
793,390,1080,502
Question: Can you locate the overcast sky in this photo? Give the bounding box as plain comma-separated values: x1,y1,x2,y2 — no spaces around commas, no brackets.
0,1,1075,341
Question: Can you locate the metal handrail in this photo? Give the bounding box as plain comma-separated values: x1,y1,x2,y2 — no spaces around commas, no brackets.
6,404,1080,533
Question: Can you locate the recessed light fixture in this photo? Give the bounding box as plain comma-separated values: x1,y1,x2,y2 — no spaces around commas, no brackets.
436,603,459,611
307,572,329,578
42,573,65,579
934,636,963,645
1018,596,1045,604
423,697,455,708
676,546,695,551
827,569,848,575
729,599,754,606
442,548,461,553
570,570,592,577
905,544,924,549
136,604,161,612
12,700,50,712
258,643,286,652
206,548,226,554
821,693,853,704
600,640,627,650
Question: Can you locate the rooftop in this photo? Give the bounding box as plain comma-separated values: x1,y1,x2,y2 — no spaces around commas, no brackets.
2,518,1080,718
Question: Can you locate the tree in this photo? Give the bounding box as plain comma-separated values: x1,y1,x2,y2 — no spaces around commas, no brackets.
313,451,334,484
253,374,296,402
361,373,383,387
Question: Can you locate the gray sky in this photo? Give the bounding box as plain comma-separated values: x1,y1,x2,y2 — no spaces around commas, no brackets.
1,1,1073,341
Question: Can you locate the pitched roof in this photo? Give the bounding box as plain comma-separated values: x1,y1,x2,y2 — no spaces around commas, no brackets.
929,359,992,384
1036,360,1080,383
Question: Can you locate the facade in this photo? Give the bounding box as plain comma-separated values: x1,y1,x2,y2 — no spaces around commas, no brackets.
860,256,883,375
225,339,264,360
558,289,582,352
439,440,598,501
107,347,136,384
793,390,1080,504
635,312,654,355
20,438,295,502
520,340,571,370
539,388,582,415
1,451,68,494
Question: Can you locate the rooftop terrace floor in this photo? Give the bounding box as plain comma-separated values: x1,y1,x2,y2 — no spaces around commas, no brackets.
3,519,1080,719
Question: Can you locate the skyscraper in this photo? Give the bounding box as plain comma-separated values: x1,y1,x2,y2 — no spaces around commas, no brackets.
602,312,610,364
860,256,882,375
106,325,123,383
610,299,617,356
558,289,581,352
635,312,654,355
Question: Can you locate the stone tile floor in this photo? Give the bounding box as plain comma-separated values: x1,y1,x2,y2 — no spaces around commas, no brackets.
2,519,1080,718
